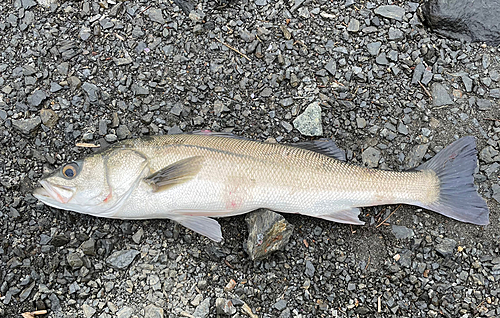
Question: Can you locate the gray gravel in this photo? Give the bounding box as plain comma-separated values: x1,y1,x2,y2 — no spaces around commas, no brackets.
1,0,499,317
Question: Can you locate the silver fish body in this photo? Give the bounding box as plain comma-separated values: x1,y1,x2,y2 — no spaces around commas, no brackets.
34,133,489,241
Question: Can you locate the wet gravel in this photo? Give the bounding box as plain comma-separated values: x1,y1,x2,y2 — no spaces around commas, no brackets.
1,0,500,317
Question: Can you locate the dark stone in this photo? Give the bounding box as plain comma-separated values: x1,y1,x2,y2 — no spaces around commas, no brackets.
27,89,47,107
51,234,70,247
244,209,294,260
406,143,429,169
419,0,500,45
431,83,453,107
12,117,41,134
392,225,415,239
82,82,99,103
172,0,194,15
435,238,457,257
305,260,315,277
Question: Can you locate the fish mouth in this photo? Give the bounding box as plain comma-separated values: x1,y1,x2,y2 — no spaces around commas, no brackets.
34,180,75,204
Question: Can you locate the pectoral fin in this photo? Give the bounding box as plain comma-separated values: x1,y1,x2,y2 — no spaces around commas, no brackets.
144,156,204,192
170,215,223,242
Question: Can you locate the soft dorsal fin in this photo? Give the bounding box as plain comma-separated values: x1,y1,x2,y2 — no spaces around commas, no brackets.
187,130,247,139
293,139,346,161
144,156,204,192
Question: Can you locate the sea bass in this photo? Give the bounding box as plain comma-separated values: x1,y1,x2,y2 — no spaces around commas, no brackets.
33,133,489,241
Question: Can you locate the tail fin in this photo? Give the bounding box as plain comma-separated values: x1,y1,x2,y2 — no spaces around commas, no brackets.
414,136,489,225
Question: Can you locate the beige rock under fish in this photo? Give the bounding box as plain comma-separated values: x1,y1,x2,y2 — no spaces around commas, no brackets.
33,132,489,241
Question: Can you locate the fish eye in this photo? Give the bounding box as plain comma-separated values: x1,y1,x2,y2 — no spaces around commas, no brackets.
62,163,79,179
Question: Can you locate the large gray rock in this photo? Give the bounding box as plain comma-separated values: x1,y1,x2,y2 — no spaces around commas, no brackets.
293,102,323,136
435,238,457,257
106,249,140,269
12,117,41,134
432,83,453,107
419,0,500,45
244,209,294,260
362,147,380,168
374,5,405,21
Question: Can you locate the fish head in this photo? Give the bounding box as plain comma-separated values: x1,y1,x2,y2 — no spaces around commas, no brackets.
34,148,148,217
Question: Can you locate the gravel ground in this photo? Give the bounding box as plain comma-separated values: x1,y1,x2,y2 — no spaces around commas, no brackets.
1,0,500,317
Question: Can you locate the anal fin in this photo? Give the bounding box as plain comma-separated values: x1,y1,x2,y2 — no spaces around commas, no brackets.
170,215,223,242
316,208,364,225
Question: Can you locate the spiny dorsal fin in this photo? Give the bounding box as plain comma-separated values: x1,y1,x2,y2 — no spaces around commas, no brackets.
144,156,204,192
187,130,247,139
293,139,346,161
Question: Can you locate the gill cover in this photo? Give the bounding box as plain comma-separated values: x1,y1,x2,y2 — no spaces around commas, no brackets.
103,149,149,205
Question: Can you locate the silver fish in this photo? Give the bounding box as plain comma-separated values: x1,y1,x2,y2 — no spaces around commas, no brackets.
33,133,489,241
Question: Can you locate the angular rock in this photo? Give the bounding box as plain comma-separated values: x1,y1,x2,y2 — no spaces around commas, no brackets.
392,225,415,239
239,29,255,42
67,252,83,269
305,260,315,277
388,27,403,40
144,304,163,318
113,52,133,66
132,228,144,244
40,108,58,128
461,75,473,92
420,0,500,45
116,125,131,140
406,143,429,169
131,83,149,96
50,82,63,93
244,209,294,260
80,26,92,41
480,146,499,163
82,304,96,318
216,298,236,315
412,62,425,84
12,117,41,134
362,147,380,168
106,249,140,269
22,0,37,9
431,83,453,107
476,99,492,110
193,297,210,318
490,88,500,98
374,5,405,21
435,238,457,257
366,42,381,56
68,76,82,89
82,82,99,103
148,8,165,24
324,59,336,76
80,238,96,256
492,184,500,204
27,89,47,107
347,19,360,32
293,102,323,136
116,307,134,318
274,299,287,311
19,281,35,302
51,234,69,247
375,53,389,65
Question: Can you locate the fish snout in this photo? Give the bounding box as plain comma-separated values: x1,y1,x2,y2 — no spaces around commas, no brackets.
37,180,76,204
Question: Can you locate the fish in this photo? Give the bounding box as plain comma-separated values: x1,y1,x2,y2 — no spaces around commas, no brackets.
33,132,489,241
